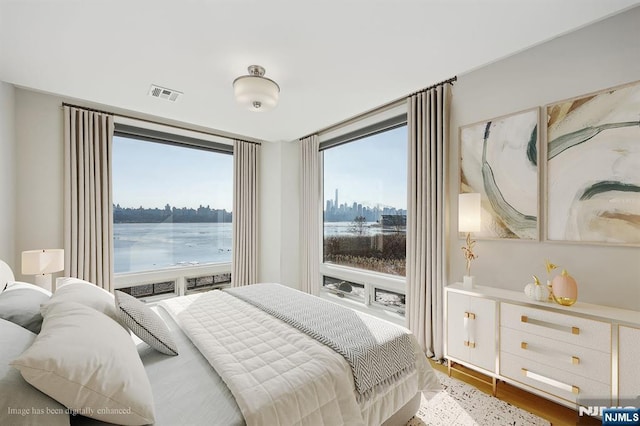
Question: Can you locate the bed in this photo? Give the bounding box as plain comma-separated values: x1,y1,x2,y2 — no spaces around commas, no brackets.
0,260,441,426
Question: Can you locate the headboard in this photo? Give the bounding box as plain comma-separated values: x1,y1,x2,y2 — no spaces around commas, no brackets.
0,259,15,288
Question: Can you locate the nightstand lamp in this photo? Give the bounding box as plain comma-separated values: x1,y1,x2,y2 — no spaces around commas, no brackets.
458,193,481,289
22,249,64,292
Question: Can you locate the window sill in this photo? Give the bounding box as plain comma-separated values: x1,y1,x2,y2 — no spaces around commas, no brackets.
114,262,231,289
320,290,405,326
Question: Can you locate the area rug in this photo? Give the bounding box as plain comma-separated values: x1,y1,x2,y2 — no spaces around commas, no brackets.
406,371,550,426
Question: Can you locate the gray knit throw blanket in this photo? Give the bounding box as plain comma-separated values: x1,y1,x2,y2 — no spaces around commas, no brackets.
225,283,415,399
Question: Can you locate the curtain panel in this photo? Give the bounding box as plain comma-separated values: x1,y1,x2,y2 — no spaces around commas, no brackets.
299,135,321,295
406,85,450,359
63,106,115,291
232,140,260,286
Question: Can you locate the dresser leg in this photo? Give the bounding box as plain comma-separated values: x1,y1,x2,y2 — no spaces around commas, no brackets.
492,377,497,396
447,359,452,377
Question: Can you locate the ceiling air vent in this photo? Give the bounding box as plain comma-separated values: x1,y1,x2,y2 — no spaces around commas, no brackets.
148,84,182,102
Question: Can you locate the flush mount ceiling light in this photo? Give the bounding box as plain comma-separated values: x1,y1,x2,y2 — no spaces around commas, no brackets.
233,65,280,112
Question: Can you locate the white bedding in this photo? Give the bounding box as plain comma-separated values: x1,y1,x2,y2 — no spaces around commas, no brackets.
160,290,440,426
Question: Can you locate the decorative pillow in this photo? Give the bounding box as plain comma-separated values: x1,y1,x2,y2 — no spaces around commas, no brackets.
40,279,121,325
115,290,179,356
1,318,70,426
0,284,51,333
11,302,156,426
3,280,52,296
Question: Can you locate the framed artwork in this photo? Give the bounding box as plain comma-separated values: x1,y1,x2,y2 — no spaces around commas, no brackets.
546,80,640,245
459,108,540,240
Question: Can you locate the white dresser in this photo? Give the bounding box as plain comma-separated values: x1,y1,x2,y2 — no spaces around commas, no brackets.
444,283,640,409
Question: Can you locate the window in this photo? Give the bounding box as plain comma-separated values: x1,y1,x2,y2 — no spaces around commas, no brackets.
373,287,406,315
118,281,176,299
112,128,233,275
322,276,365,301
322,121,407,277
185,272,232,294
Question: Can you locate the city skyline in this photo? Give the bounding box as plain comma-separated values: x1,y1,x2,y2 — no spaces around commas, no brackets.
114,124,407,211
113,135,234,211
324,188,406,223
323,125,407,210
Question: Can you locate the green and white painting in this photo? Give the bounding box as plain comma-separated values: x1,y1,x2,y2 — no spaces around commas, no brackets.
460,108,539,240
546,80,640,244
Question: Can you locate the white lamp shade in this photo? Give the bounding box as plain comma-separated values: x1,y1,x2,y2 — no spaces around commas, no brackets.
458,193,481,233
233,75,280,112
21,249,65,275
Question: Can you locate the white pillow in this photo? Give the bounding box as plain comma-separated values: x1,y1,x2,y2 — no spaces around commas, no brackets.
11,301,156,426
41,279,121,325
4,281,52,296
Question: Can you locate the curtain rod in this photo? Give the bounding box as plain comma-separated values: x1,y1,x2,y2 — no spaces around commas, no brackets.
61,102,262,146
303,75,457,140
408,76,457,97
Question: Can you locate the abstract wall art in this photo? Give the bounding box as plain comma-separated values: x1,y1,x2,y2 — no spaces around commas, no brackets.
459,108,539,240
546,80,640,245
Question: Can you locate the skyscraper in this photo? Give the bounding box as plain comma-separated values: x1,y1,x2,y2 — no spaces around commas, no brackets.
335,188,339,209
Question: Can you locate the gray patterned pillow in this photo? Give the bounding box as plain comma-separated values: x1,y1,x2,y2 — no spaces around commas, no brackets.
114,290,178,356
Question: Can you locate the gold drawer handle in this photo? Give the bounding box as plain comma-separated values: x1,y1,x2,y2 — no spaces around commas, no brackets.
463,340,476,348
464,312,476,320
521,368,580,394
521,342,580,365
520,315,580,335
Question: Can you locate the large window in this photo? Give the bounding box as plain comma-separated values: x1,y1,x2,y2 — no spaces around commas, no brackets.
322,122,407,277
112,132,233,275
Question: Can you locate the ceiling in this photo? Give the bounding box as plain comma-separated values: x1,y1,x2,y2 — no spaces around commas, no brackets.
1,0,638,142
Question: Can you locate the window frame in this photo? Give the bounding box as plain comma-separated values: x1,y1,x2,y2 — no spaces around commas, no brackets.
317,105,408,322
112,119,233,293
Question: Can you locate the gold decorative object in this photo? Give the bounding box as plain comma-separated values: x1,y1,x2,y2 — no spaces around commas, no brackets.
551,269,578,306
545,259,559,302
461,233,477,277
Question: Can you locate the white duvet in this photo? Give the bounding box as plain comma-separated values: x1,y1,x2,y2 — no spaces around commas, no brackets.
160,290,439,426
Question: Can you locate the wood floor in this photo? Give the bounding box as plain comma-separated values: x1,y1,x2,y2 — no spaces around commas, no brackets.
429,360,600,426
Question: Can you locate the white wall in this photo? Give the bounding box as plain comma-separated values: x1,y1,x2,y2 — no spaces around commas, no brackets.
279,140,300,288
258,139,301,288
0,82,16,270
448,7,640,310
259,141,282,283
14,89,65,282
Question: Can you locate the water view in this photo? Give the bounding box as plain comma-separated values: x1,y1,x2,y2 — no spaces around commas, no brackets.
114,223,232,274
114,222,394,273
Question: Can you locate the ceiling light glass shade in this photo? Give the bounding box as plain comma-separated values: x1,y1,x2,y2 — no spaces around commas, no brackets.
233,65,280,112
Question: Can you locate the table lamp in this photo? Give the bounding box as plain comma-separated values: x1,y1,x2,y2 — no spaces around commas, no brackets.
21,249,64,292
458,193,481,289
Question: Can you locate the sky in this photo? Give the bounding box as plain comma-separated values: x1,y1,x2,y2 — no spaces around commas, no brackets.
113,125,407,211
112,136,233,211
323,125,407,210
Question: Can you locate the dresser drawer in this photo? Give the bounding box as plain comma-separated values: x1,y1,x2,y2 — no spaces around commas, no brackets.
500,326,611,385
500,351,611,405
501,303,611,351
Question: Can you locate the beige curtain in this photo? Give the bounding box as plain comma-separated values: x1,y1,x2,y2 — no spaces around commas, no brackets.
299,135,321,295
63,106,115,291
406,85,450,359
232,140,260,286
